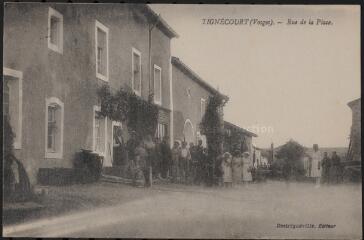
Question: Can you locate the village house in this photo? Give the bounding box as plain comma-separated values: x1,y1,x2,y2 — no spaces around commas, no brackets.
3,3,178,185
223,121,257,159
171,56,227,146
342,98,361,182
347,98,361,163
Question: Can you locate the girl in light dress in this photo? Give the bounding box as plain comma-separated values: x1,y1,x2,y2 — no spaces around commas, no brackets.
242,152,253,183
221,152,233,188
232,150,243,186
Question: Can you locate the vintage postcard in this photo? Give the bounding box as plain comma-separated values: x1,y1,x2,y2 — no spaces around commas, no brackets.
2,3,361,239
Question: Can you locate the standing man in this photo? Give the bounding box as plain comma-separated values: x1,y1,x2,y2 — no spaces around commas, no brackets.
171,141,181,183
134,140,149,187
311,144,322,188
330,151,341,184
160,136,172,179
143,135,155,187
195,140,204,185
321,152,330,184
189,142,197,184
180,141,191,184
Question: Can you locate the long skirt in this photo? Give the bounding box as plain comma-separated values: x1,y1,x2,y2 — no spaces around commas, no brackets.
232,166,242,184
242,165,252,182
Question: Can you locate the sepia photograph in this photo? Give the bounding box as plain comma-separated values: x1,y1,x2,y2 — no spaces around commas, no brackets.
2,2,362,239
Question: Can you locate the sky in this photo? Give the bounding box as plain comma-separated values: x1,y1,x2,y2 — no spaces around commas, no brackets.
150,5,361,148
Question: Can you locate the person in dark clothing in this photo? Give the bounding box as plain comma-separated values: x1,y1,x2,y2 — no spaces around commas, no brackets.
202,148,214,186
330,151,341,184
160,136,172,179
194,140,204,185
321,152,330,184
144,135,155,186
127,131,138,163
153,138,162,178
134,141,149,187
189,142,197,184
113,128,128,166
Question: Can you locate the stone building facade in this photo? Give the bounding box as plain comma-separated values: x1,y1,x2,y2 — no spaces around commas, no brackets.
3,3,177,184
171,56,225,146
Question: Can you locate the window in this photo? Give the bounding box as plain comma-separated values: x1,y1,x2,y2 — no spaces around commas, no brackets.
201,98,206,119
3,68,23,149
226,129,231,137
93,106,107,155
155,123,167,140
95,20,109,81
132,48,142,96
45,97,64,158
154,65,162,105
48,7,63,53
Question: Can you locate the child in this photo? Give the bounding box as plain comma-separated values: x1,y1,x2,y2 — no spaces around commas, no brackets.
221,152,233,188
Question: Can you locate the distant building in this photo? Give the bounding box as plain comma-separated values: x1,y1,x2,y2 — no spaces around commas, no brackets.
223,121,257,160
341,98,361,182
347,98,361,163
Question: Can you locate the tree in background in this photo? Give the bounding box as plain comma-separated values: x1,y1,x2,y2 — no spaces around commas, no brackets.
272,139,306,180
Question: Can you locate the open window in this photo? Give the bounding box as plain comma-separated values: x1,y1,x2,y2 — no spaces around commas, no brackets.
95,20,109,81
132,48,142,96
45,97,64,158
48,7,63,54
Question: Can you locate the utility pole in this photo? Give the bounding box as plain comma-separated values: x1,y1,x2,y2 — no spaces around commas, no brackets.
148,14,161,187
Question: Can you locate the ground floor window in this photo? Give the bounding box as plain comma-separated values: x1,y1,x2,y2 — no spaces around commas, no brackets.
45,97,64,158
93,106,107,155
3,68,23,149
156,123,167,141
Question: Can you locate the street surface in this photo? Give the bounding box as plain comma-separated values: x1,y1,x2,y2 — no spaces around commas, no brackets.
3,181,362,239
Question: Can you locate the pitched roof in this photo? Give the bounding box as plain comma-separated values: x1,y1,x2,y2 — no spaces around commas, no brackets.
171,56,227,99
138,4,179,39
224,121,258,137
347,98,360,108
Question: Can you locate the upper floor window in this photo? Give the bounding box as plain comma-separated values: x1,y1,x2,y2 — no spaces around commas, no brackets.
132,48,142,96
201,98,206,119
154,64,162,105
48,7,63,54
45,97,64,159
95,20,109,81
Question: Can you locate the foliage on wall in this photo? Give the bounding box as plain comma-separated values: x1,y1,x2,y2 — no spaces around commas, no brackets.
97,85,159,139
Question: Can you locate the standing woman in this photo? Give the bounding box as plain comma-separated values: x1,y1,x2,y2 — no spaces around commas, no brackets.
221,152,233,188
232,149,243,186
311,144,322,187
242,152,253,183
